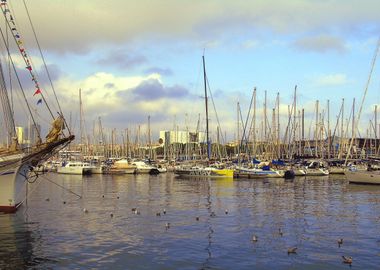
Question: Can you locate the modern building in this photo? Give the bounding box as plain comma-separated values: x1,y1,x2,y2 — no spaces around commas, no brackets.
159,130,206,145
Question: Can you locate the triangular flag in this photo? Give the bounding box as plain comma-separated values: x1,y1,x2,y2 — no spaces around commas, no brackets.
26,66,32,71
37,99,42,105
33,88,41,96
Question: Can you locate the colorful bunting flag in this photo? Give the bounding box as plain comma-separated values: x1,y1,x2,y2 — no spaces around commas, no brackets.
37,99,42,105
26,66,32,71
33,88,41,96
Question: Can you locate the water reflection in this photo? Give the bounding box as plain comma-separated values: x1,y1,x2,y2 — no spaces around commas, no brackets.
1,173,380,269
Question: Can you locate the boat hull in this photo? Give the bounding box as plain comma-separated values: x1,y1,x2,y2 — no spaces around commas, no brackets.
345,170,380,184
57,166,84,175
175,168,234,178
305,168,329,176
234,169,284,179
0,156,30,213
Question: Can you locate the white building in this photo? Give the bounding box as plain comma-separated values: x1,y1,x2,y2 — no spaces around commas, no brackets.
159,130,206,145
15,127,24,144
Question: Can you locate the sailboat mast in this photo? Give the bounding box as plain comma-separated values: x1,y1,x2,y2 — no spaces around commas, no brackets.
0,59,16,146
202,55,210,160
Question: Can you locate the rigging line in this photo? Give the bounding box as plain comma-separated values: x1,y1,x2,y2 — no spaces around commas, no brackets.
239,89,254,151
0,3,54,120
345,37,380,165
22,0,70,135
205,75,225,144
3,10,14,122
40,174,82,199
0,26,42,141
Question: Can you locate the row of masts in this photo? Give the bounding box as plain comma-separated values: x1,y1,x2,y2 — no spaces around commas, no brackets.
69,88,380,162
70,42,380,163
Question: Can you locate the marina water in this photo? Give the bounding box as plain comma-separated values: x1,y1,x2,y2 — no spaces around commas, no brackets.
1,173,380,269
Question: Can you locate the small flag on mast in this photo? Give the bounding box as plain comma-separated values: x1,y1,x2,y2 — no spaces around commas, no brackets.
33,88,41,96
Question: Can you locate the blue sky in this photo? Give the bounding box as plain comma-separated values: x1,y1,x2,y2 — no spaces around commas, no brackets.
2,0,380,143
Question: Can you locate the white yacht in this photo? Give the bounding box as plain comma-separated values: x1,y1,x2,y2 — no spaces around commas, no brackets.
56,161,92,175
132,161,159,174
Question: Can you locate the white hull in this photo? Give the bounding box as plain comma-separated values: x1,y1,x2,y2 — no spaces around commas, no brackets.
56,167,92,175
345,170,380,184
234,168,284,178
0,133,76,213
329,167,345,174
293,169,306,176
305,168,329,176
0,154,28,213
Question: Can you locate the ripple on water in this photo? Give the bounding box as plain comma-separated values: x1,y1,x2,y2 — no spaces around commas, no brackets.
1,173,380,269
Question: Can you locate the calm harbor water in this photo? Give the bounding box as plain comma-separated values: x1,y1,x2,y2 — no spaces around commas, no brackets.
1,173,380,269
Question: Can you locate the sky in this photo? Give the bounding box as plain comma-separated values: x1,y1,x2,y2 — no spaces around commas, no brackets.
1,0,380,144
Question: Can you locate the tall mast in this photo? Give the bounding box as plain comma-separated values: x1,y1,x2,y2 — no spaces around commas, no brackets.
253,88,256,157
264,90,267,142
0,59,16,147
345,38,380,164
202,55,210,160
340,98,344,159
327,100,330,159
375,105,378,153
315,100,319,158
293,86,297,155
277,92,280,159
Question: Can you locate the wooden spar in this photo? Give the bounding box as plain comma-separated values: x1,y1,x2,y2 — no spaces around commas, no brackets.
202,55,210,160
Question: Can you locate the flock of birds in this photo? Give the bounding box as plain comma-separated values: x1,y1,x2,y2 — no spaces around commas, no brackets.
46,195,354,266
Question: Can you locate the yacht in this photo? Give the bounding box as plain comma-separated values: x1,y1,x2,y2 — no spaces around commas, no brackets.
56,161,92,175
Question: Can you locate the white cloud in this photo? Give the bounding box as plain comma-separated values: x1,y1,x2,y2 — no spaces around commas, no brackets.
314,73,349,87
241,40,260,49
8,0,380,53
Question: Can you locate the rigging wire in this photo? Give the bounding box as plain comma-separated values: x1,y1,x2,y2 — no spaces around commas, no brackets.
1,2,54,121
22,0,71,135
0,24,42,141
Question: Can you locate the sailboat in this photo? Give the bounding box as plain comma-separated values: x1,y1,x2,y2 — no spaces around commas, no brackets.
174,55,234,178
344,38,380,184
0,1,74,213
